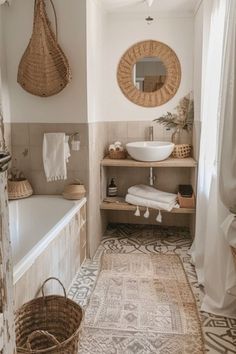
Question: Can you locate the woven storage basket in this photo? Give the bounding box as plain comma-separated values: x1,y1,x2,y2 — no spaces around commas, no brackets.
109,150,127,159
8,179,33,200
63,184,86,200
178,192,195,209
17,0,71,97
172,144,191,158
15,278,83,354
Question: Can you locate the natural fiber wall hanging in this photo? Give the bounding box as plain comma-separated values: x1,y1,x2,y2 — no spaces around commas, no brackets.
17,0,72,97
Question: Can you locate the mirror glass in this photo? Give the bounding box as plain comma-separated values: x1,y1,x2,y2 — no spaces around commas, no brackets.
133,57,167,92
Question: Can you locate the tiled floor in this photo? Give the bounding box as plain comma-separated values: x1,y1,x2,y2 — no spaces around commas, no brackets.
68,224,236,354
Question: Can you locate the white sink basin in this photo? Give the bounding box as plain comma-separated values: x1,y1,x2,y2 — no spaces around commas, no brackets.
126,141,175,162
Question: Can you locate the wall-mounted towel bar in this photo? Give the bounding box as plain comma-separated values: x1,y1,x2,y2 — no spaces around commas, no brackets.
67,132,80,151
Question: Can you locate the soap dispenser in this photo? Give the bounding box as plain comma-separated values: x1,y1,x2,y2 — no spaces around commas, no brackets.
108,178,118,197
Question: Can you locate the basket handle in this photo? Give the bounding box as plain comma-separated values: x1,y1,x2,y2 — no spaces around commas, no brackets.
26,330,60,350
34,0,58,40
41,277,67,298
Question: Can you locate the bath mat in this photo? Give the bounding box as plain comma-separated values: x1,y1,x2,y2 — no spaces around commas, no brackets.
78,253,205,353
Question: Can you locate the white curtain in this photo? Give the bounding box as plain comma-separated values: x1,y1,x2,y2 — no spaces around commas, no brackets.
191,0,236,318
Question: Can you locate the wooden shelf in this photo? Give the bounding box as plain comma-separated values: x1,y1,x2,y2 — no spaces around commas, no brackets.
101,156,197,168
100,200,195,214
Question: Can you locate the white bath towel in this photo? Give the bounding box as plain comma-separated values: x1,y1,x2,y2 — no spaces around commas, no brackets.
128,184,177,204
43,133,70,182
125,193,179,212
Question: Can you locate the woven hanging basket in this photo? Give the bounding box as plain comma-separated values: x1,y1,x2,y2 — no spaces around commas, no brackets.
17,0,72,97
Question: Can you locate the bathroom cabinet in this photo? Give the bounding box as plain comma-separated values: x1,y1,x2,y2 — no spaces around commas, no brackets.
100,156,198,228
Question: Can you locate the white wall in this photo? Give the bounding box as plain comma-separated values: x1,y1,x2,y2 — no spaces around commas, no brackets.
99,13,194,122
2,0,87,123
86,0,107,123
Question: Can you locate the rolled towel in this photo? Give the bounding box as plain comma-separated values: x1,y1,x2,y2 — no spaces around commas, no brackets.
114,141,122,151
128,184,177,204
109,144,116,152
125,193,179,212
114,141,122,147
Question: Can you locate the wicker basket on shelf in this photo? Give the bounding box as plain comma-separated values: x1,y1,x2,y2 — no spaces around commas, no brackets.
172,144,191,159
8,179,33,200
15,278,83,354
109,150,127,160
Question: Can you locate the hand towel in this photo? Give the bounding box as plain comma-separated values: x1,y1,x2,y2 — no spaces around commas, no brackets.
43,133,70,182
125,193,179,212
128,184,177,204
65,135,71,163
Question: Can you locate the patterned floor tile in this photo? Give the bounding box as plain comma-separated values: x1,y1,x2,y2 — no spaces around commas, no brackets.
68,224,236,353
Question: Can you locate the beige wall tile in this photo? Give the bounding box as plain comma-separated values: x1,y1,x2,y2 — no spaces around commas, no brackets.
127,122,144,139
11,145,30,174
11,123,89,195
67,146,89,173
108,121,128,144
11,123,29,146
30,146,44,171
29,124,50,147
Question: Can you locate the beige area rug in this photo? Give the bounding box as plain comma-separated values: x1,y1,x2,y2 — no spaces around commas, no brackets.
78,253,205,353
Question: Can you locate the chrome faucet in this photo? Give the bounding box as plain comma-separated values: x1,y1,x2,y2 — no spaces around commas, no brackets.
149,126,154,141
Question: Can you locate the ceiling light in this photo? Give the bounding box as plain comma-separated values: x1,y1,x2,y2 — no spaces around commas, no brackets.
145,16,154,25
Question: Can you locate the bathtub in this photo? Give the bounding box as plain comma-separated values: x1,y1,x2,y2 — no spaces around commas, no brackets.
9,195,87,309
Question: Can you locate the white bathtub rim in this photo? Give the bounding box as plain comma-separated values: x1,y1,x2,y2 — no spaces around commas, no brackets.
13,196,86,285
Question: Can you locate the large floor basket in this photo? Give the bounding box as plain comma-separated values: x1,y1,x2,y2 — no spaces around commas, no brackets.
15,278,83,354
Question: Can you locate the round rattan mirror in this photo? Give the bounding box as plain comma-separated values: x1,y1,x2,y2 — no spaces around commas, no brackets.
117,40,181,107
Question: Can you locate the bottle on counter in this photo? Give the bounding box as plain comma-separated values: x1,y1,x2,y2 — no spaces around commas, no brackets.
108,178,118,197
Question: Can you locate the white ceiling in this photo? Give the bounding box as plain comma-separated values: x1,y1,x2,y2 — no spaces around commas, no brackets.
101,0,200,15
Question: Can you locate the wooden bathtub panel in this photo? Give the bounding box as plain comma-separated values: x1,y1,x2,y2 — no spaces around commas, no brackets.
80,243,86,265
80,204,87,227
14,206,87,310
80,223,87,248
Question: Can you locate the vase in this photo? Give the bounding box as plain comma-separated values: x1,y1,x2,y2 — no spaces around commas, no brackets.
171,127,192,145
